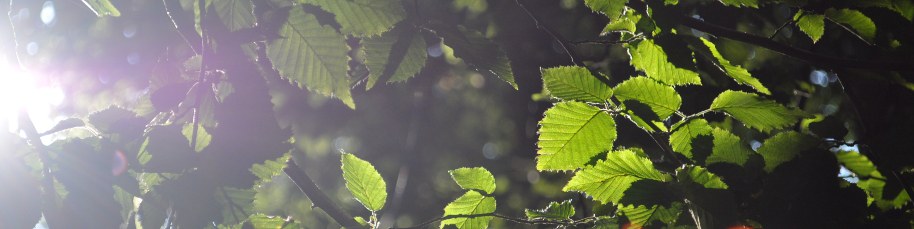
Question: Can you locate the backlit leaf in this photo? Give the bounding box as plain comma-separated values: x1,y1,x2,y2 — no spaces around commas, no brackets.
699,37,770,95
618,202,682,228
757,131,818,172
825,8,876,43
542,66,612,102
670,118,712,160
341,153,388,212
440,191,496,229
613,76,681,120
449,167,496,194
266,7,354,108
563,150,669,204
795,12,825,43
710,90,807,132
585,0,627,19
525,200,575,221
677,166,728,189
628,39,701,86
537,102,616,171
364,25,428,89
298,0,405,37
718,0,758,8
213,0,255,32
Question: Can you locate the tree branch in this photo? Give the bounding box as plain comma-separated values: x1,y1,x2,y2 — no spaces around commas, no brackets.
663,7,914,72
513,0,582,66
162,0,202,54
283,161,362,228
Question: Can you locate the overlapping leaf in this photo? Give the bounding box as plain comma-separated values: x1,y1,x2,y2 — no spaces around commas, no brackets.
710,90,807,132
699,38,770,95
363,26,428,89
266,7,354,108
585,0,627,19
707,128,752,166
613,76,681,120
628,40,701,86
537,102,616,171
757,131,818,172
825,8,876,43
440,191,496,229
563,150,669,204
669,118,712,159
525,200,575,221
341,153,388,212
298,0,405,37
213,0,255,32
677,166,728,189
795,12,825,43
435,25,517,89
618,202,682,228
541,66,612,102
449,167,496,194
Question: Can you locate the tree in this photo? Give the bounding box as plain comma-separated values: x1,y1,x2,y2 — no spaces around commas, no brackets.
1,0,913,228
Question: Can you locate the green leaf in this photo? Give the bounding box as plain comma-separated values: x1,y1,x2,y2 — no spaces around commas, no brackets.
856,0,914,21
213,0,255,32
795,12,825,43
440,191,496,229
81,0,121,17
613,76,682,120
247,214,300,228
628,39,701,86
266,7,354,108
602,9,639,35
250,152,291,186
537,102,616,171
563,150,669,204
585,0,627,19
825,8,877,43
699,37,770,95
182,123,212,152
541,66,612,102
677,166,728,189
364,26,428,89
708,128,753,166
298,0,405,37
710,90,807,132
670,118,712,160
757,131,818,172
435,25,517,89
449,167,496,194
139,125,198,172
718,0,758,8
88,105,138,134
836,150,882,179
215,188,255,225
341,153,388,212
525,199,575,221
618,202,682,228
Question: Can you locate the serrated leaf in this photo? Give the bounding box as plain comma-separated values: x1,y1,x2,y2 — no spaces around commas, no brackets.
435,25,517,89
708,128,753,166
677,166,728,189
40,118,85,136
341,153,388,212
213,0,255,32
440,190,496,229
825,8,876,43
795,12,825,43
81,0,121,17
525,200,575,221
542,66,612,102
699,38,770,95
364,26,428,89
88,106,138,134
628,39,701,86
266,7,354,108
670,119,713,159
537,102,616,171
563,150,669,204
585,0,627,19
618,202,682,228
718,0,758,8
215,188,255,225
182,123,212,152
710,90,807,132
836,150,882,179
757,131,818,172
298,0,405,37
614,76,682,120
602,9,640,35
449,167,496,194
250,153,290,185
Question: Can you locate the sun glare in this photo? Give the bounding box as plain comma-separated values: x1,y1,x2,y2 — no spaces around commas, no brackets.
0,61,65,138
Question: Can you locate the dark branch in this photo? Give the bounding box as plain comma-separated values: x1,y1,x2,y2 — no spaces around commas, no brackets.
162,0,202,54
514,0,582,66
283,161,362,228
663,7,914,72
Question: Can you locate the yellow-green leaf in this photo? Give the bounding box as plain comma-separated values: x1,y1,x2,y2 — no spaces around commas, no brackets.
699,37,770,95
563,150,669,204
537,102,616,171
542,66,612,102
825,8,876,43
440,191,496,229
613,76,682,120
298,0,405,37
449,167,496,194
757,131,818,172
341,153,388,212
795,12,825,43
628,40,701,86
710,90,808,132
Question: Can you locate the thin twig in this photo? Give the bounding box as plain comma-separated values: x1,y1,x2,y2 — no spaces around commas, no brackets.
769,12,800,39
190,0,207,149
283,160,362,228
513,0,581,66
391,213,603,229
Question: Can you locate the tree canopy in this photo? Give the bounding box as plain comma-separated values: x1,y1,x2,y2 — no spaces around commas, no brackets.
1,0,914,228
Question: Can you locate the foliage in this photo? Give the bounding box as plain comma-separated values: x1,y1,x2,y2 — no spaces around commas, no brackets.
4,0,914,228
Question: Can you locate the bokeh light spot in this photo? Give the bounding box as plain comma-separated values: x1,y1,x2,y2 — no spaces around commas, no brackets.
40,1,56,26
